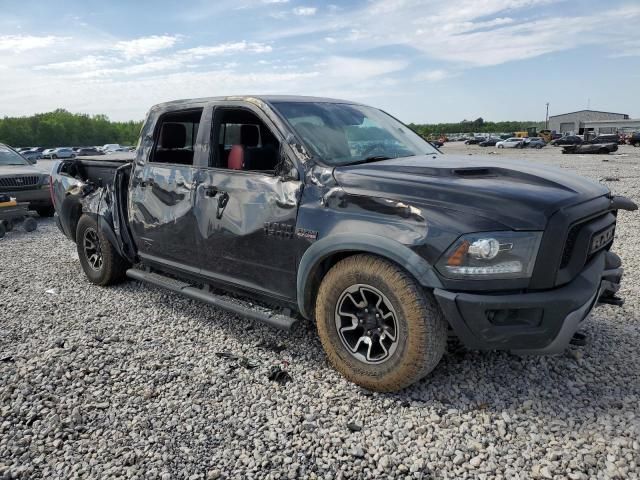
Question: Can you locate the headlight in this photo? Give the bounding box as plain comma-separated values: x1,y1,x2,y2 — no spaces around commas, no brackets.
436,231,542,279
42,176,50,185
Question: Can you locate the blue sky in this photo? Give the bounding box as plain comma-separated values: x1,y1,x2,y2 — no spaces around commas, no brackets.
0,0,639,123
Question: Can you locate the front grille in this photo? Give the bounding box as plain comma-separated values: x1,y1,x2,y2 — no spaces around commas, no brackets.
560,223,581,268
558,212,616,281
0,176,41,190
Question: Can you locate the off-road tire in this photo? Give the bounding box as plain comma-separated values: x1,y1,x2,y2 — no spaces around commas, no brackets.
36,206,55,217
76,214,128,286
315,254,447,392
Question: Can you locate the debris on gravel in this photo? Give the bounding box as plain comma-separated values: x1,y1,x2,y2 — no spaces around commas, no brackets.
1,145,639,479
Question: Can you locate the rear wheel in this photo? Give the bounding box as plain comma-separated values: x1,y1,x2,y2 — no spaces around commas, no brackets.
76,215,128,286
315,255,447,392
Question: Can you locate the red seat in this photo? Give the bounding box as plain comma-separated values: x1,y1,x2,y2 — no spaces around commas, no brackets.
228,145,244,170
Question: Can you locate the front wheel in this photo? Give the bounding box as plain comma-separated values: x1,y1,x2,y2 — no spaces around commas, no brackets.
315,255,447,392
76,215,128,286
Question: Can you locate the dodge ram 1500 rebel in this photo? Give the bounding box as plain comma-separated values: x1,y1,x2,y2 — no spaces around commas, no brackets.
51,96,637,391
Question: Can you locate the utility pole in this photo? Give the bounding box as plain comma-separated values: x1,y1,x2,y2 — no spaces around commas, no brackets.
545,102,549,129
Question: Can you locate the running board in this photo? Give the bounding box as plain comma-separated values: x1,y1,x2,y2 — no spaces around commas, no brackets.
126,268,298,330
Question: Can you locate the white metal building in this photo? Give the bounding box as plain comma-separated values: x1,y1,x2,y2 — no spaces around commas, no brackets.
548,110,629,134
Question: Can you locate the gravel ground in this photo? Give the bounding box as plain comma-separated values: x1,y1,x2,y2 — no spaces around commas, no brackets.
1,145,639,479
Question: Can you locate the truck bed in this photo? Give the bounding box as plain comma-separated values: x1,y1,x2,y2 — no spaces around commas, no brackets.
58,155,133,187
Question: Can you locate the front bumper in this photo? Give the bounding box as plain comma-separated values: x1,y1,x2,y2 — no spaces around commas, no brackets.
434,250,623,354
0,187,51,207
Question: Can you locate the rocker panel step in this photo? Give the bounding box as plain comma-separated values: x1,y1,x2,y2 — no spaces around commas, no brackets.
126,268,297,330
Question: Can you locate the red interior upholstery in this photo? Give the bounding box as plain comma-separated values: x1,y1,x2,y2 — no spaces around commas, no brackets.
228,145,244,170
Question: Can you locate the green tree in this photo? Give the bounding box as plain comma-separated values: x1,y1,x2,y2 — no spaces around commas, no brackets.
0,110,143,147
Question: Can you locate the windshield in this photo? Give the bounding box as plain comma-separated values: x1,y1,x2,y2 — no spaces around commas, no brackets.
0,145,29,166
271,102,438,166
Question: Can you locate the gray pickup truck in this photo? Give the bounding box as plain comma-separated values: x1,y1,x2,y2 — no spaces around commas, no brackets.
51,96,637,391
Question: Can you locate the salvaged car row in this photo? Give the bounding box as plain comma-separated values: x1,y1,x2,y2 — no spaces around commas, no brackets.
50,95,636,391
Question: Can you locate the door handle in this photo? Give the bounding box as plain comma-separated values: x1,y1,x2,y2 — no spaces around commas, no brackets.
140,178,155,187
216,192,229,219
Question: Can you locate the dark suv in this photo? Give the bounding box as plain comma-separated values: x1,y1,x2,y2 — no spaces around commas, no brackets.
0,143,53,217
629,132,640,147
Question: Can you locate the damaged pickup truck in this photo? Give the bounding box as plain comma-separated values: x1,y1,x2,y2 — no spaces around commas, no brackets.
51,96,637,392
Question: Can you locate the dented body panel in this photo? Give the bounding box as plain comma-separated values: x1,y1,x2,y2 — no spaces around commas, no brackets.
51,95,636,353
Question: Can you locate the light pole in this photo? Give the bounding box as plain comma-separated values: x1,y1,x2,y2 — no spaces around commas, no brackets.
545,102,549,129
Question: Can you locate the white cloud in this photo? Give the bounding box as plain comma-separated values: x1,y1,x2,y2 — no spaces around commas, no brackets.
34,55,117,71
0,34,67,53
267,0,640,67
414,69,450,82
293,7,317,16
113,35,180,59
180,41,272,60
323,56,408,80
262,0,289,3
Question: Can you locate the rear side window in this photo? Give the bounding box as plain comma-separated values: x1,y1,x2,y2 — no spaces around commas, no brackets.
150,109,203,165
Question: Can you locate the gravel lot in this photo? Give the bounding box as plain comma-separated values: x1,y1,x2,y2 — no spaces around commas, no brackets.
1,145,639,479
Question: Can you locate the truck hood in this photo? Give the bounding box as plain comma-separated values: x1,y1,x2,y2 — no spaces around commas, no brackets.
332,154,609,230
0,165,42,176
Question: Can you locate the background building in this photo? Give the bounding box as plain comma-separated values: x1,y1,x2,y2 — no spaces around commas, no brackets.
549,110,629,134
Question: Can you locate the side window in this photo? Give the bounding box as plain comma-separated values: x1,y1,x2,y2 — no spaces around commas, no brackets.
150,108,203,165
212,109,280,173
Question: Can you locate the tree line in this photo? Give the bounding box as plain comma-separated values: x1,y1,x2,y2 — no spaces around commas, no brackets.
0,109,143,148
408,117,546,137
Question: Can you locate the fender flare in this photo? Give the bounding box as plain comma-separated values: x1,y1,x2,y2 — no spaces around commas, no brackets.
83,212,126,260
296,233,443,319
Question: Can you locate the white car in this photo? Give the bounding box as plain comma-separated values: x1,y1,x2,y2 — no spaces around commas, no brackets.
102,144,121,153
496,137,524,149
45,147,76,159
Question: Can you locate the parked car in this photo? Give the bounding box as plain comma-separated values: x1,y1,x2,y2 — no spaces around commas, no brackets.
522,137,546,149
429,140,444,148
550,135,582,146
496,137,524,148
21,150,43,162
0,143,54,216
75,147,104,157
465,137,486,145
628,132,640,147
101,144,122,153
51,95,636,392
478,137,500,147
44,147,76,159
586,134,621,145
562,143,618,154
